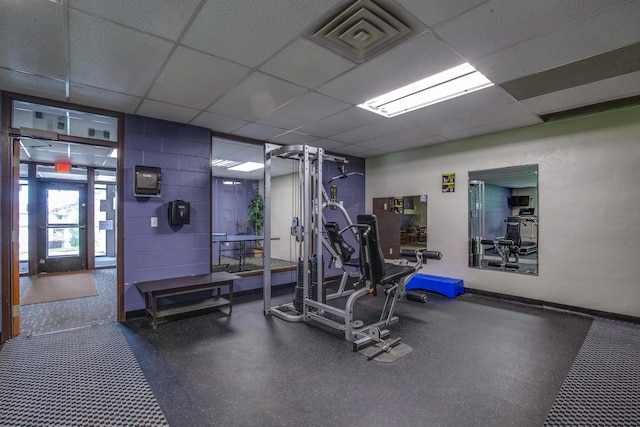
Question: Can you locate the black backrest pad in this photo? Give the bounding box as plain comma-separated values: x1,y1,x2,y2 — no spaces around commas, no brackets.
505,216,522,247
356,215,386,284
325,222,355,264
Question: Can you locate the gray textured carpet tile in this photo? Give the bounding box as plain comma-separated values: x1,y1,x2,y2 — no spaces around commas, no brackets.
0,322,168,427
545,318,640,427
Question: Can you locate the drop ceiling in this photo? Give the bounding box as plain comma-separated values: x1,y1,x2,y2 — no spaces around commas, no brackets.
1,0,639,160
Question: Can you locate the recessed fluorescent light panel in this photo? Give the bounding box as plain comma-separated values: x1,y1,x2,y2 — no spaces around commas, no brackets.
227,161,264,172
212,159,241,167
358,63,494,117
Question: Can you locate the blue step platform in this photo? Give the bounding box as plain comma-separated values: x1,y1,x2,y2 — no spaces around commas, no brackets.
406,274,464,298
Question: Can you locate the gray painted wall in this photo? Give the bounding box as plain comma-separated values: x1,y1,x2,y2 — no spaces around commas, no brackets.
366,104,640,317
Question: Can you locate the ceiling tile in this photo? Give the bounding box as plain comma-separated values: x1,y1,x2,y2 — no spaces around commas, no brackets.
136,99,200,123
257,92,351,129
441,115,541,141
0,0,66,79
474,1,640,84
331,117,421,144
182,0,342,67
334,144,384,158
69,10,173,96
433,0,627,60
520,71,640,115
393,85,517,128
70,84,141,113
299,106,382,138
260,38,356,89
208,72,308,122
231,123,288,141
0,69,66,102
68,0,201,40
396,0,487,27
190,112,249,134
147,46,251,110
357,126,431,149
269,131,318,145
309,139,348,151
377,135,450,152
316,33,464,104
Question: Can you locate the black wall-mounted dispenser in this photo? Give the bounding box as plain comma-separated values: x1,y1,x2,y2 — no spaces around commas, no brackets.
168,199,190,225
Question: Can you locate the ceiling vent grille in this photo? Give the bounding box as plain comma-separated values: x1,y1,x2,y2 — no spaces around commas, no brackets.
304,0,427,63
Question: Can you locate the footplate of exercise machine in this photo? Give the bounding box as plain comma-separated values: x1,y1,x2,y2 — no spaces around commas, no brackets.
358,341,414,363
353,329,413,362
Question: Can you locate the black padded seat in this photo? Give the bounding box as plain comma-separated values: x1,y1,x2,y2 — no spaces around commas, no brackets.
381,264,416,285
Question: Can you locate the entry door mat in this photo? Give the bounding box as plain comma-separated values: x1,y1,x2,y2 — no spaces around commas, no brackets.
544,318,640,426
0,322,169,426
22,271,99,305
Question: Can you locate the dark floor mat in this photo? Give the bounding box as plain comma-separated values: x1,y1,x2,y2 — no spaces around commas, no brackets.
0,322,168,427
544,318,640,426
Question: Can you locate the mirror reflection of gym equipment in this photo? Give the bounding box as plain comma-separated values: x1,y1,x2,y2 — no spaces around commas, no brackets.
468,164,538,275
373,195,427,259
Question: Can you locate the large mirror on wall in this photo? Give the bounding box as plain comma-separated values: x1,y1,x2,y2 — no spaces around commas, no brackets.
373,195,428,259
468,164,538,275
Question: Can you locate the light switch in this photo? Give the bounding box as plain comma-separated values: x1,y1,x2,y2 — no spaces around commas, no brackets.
151,217,158,227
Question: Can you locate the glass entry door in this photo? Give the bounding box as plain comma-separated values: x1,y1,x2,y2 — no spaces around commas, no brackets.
37,181,87,273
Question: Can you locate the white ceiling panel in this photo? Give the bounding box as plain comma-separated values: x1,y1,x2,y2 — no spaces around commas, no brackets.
147,46,251,110
5,0,640,162
69,10,173,95
336,144,385,158
181,0,342,67
331,117,419,144
67,0,201,41
309,139,348,151
136,99,200,123
377,135,450,153
396,0,487,27
475,1,640,84
0,0,66,79
0,69,66,102
260,38,356,89
394,85,517,128
441,115,541,141
433,0,627,61
208,72,309,122
190,112,249,134
317,33,464,105
300,106,382,138
520,71,640,115
357,126,432,149
70,84,141,114
257,92,351,129
269,131,318,145
231,123,288,141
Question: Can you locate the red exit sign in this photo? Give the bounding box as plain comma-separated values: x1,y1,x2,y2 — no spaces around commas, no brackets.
55,163,72,173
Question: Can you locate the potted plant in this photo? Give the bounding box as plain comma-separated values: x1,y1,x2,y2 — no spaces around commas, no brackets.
248,194,264,257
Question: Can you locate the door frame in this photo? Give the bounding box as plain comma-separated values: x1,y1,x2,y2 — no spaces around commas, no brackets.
36,180,88,274
1,92,125,342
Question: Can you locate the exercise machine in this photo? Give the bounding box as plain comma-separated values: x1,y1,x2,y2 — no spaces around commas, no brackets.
262,144,441,358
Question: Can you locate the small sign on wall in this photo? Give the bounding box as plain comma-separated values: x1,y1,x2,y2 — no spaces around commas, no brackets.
442,173,455,193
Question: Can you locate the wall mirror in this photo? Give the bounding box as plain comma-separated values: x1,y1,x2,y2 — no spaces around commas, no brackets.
372,195,427,259
468,164,538,275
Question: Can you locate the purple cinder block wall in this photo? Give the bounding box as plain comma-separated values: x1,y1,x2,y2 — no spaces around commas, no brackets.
123,115,211,312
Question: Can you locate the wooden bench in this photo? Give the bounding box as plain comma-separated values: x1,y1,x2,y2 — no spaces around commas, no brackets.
135,272,239,328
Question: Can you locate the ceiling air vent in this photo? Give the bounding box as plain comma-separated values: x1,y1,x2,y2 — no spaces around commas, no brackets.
304,0,427,63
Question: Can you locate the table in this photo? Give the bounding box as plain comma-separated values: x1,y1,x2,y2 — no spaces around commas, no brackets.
212,233,266,270
135,271,238,328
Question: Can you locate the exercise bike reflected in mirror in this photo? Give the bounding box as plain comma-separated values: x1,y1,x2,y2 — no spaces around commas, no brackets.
468,165,538,275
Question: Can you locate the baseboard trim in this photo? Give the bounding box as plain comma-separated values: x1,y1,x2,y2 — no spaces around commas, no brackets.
465,287,640,324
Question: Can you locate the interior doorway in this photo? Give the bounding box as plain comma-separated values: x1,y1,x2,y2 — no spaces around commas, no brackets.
1,97,123,339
